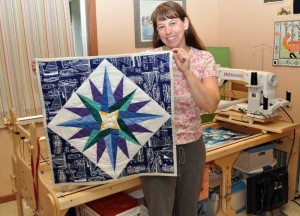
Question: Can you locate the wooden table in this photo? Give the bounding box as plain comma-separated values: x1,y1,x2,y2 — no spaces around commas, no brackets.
7,109,141,216
7,109,300,216
204,111,300,216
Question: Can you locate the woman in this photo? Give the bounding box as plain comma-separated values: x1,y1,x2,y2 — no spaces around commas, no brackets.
141,2,220,216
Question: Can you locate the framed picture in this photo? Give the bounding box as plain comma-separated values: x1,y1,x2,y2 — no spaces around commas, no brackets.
134,0,186,48
264,0,283,3
273,20,300,66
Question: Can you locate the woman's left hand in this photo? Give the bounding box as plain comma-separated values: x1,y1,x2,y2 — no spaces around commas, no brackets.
172,48,191,76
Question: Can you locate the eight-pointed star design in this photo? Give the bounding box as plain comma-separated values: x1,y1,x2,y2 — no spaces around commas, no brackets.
56,67,162,170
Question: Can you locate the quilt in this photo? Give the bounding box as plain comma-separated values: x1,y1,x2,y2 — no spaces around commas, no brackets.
36,51,176,184
273,20,300,66
203,127,249,150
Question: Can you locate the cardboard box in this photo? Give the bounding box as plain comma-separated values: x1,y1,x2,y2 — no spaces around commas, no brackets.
75,192,142,216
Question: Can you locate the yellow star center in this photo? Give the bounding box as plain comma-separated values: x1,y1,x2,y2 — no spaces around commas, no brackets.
99,110,120,130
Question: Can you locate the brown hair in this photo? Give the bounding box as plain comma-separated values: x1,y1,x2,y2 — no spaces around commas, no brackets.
150,1,206,50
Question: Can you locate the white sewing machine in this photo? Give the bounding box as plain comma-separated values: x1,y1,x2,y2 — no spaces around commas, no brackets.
216,68,291,119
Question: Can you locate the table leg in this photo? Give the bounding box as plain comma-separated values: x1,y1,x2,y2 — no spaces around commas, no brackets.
214,152,240,216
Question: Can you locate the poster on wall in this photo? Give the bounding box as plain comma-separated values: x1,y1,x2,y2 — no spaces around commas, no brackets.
264,0,283,3
36,51,176,184
273,20,300,66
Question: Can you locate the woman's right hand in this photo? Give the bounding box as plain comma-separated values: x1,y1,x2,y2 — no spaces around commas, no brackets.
171,48,191,76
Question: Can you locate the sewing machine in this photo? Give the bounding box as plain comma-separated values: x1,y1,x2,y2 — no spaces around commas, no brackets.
216,68,291,119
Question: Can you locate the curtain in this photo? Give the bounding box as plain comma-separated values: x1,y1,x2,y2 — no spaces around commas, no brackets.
0,0,74,127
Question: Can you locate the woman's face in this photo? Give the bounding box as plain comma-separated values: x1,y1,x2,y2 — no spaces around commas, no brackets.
156,17,188,49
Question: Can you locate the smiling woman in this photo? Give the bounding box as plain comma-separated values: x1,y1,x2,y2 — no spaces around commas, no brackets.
134,0,186,48
140,2,220,216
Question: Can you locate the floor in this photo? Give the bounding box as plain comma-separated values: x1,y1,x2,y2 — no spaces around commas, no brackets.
0,200,34,216
0,198,300,216
237,198,300,216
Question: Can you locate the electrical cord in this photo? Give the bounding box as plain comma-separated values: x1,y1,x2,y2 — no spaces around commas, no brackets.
281,106,294,123
277,199,300,215
292,199,300,207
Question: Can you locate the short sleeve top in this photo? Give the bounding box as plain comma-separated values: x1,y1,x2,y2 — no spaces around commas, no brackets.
152,47,217,144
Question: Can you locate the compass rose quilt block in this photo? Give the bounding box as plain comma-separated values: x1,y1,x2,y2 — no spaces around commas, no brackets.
36,51,176,184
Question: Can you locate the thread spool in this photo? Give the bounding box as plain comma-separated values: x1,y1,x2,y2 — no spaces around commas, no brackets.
263,96,268,110
286,90,291,102
251,72,258,85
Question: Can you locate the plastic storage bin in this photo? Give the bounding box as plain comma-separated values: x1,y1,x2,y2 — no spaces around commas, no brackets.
208,180,247,215
233,142,275,173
